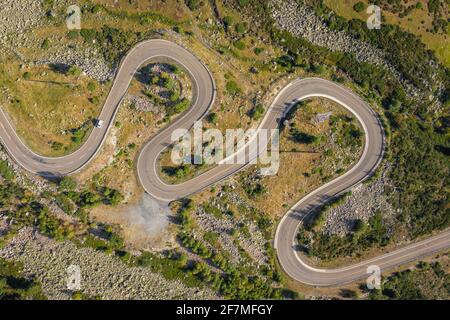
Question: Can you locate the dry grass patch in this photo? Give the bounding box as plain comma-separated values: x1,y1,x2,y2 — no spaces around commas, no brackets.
0,57,108,156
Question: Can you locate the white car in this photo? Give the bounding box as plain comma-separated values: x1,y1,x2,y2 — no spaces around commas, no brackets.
95,119,104,128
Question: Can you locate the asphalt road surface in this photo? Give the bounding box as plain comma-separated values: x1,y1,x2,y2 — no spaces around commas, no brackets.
0,39,448,286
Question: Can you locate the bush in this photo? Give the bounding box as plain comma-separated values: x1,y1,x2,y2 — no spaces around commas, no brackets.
99,187,124,206
353,219,366,233
59,176,77,191
87,81,96,91
0,160,14,180
225,80,241,95
235,22,247,34
70,123,89,143
222,16,233,32
208,112,218,125
250,104,264,120
233,40,246,50
67,30,79,39
254,47,263,55
167,98,190,115
185,0,204,10
41,38,50,50
353,2,365,13
290,128,320,145
89,96,100,104
367,266,450,300
67,66,82,77
50,141,63,151
91,4,102,14
80,29,97,43
55,193,75,214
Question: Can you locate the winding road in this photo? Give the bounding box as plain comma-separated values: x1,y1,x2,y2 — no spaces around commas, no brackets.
1,39,449,286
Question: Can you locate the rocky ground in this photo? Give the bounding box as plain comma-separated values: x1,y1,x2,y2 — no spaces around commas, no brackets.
0,217,9,238
323,165,396,236
125,95,161,114
270,0,437,99
0,0,113,82
193,189,269,266
37,46,113,82
0,227,216,300
0,0,44,54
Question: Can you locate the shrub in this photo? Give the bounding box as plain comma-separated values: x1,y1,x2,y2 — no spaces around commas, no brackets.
223,16,233,32
89,96,100,104
290,128,320,145
308,192,352,230
167,98,190,115
87,81,96,91
208,112,218,125
0,160,14,180
67,30,79,39
59,176,77,191
185,0,203,10
0,258,46,300
41,38,50,50
250,104,264,120
99,187,124,206
254,47,263,55
235,22,247,34
67,65,82,77
353,2,365,13
50,141,63,151
80,29,97,43
225,80,241,95
91,4,102,14
233,40,246,50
